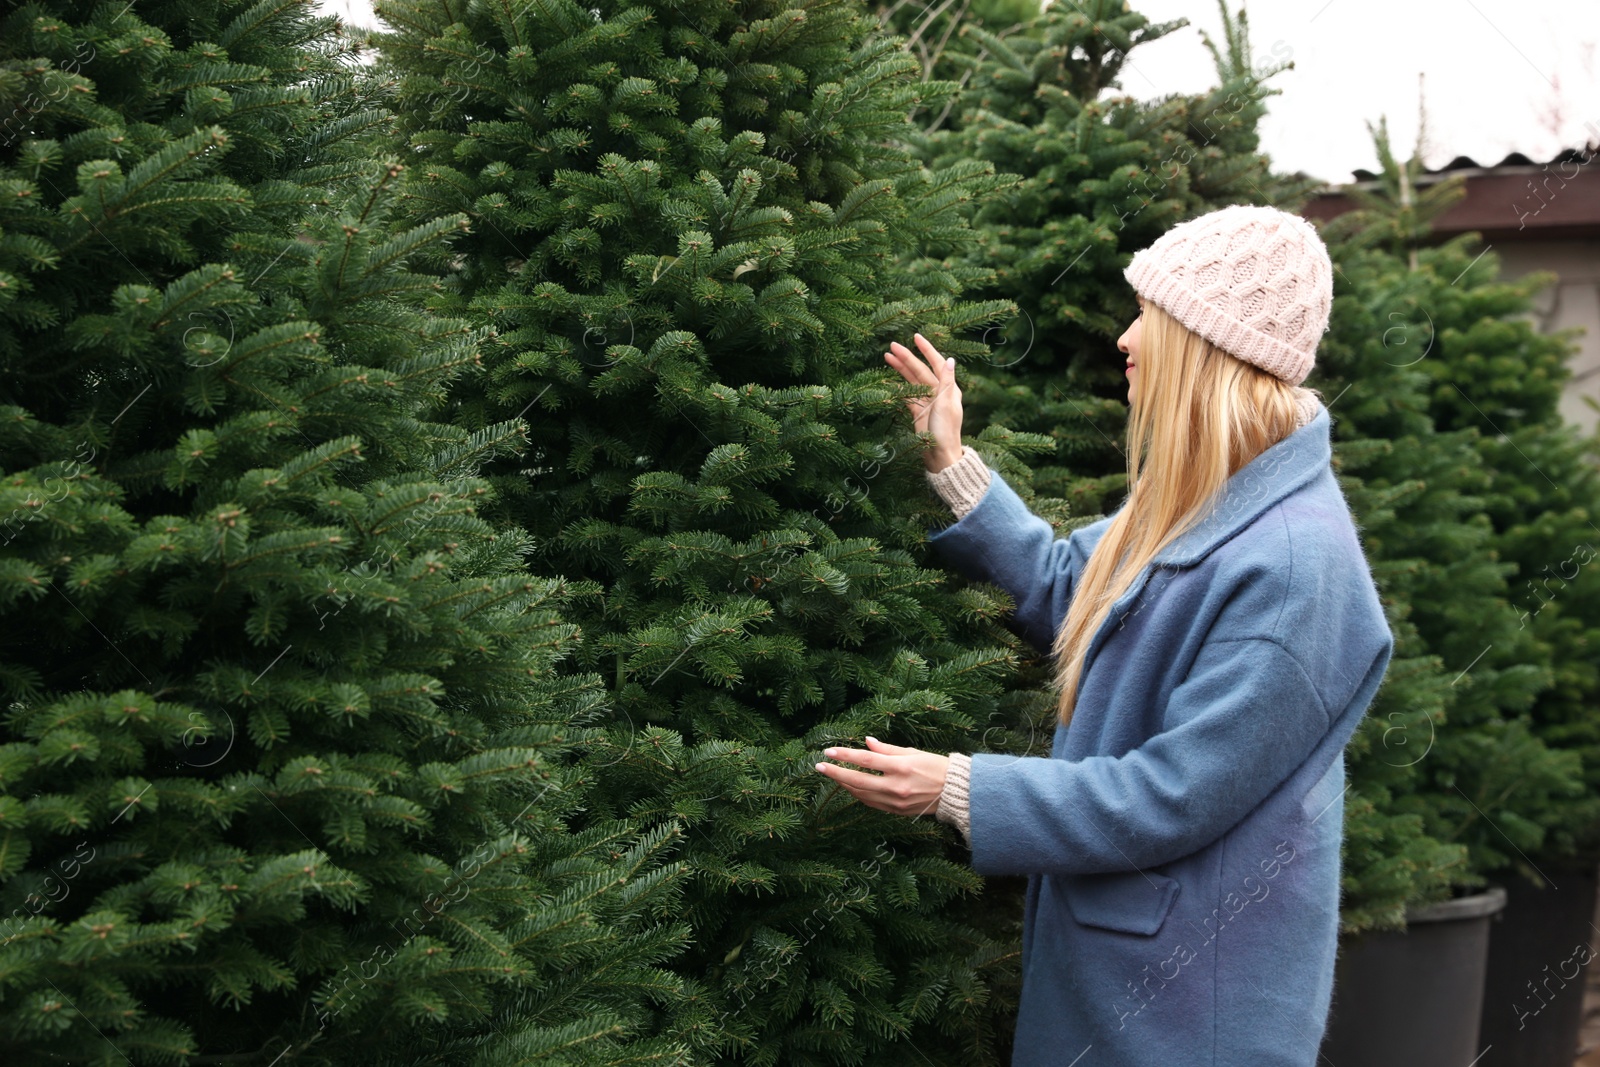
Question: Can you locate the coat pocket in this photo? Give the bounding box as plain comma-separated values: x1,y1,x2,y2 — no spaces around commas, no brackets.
1057,869,1180,936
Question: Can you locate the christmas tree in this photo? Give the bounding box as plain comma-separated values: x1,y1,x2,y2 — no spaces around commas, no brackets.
1305,117,1588,928
371,0,1037,1063
1321,118,1600,893
0,2,690,1063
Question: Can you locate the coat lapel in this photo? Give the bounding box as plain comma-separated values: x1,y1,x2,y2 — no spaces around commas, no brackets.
1077,406,1332,674
1151,405,1331,568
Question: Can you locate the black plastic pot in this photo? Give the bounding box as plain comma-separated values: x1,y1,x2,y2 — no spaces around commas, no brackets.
1475,866,1600,1067
1319,887,1508,1067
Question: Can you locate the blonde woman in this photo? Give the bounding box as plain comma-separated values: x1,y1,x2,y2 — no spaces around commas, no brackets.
816,206,1395,1066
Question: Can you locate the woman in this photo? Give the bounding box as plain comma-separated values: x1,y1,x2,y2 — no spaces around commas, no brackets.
815,205,1395,1066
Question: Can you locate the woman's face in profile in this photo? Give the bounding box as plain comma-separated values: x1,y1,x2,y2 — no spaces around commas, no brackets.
1118,294,1144,404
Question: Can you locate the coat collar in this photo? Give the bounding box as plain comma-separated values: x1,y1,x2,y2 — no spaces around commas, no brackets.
1075,401,1331,676
1091,401,1330,571
1151,401,1331,568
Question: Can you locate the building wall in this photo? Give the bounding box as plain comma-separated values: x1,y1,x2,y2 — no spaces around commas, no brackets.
1493,240,1600,436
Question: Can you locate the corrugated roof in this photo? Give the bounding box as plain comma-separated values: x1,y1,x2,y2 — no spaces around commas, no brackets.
1349,144,1598,183
1307,139,1600,239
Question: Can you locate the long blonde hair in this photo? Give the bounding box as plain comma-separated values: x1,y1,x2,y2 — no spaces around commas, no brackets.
1050,299,1320,727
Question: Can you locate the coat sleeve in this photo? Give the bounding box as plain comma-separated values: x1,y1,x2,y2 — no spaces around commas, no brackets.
965,634,1393,876
925,467,1112,656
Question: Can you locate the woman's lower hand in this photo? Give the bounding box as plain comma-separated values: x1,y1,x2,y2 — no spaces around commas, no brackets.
884,333,964,473
815,736,950,818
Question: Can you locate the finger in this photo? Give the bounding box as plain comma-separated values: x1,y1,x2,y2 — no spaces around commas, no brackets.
822,746,879,770
819,762,898,799
883,350,924,388
889,343,934,385
865,736,915,755
917,344,958,399
913,333,947,374
928,359,957,403
888,341,938,385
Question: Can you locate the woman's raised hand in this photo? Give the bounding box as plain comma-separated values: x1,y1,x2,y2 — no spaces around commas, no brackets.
885,333,964,473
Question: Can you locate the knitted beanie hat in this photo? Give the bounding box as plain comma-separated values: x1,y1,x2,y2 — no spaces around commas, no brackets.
1123,205,1334,387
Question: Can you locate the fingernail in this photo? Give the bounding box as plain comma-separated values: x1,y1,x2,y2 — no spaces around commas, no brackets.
867,736,878,743
815,763,827,772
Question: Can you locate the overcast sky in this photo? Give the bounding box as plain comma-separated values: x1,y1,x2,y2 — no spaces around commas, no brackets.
317,0,1599,186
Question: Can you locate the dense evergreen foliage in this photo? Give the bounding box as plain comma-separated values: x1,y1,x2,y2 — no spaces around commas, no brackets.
1321,123,1600,897
0,3,692,1063
371,0,1043,1063
3,0,1597,1062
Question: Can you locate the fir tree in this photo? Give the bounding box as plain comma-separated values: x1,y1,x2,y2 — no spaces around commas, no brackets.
871,0,1042,92
0,2,689,1064
371,0,1034,1064
1323,118,1600,890
1305,117,1588,928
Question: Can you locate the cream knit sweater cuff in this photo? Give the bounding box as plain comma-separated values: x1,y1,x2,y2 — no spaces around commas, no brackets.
924,446,991,519
936,752,972,845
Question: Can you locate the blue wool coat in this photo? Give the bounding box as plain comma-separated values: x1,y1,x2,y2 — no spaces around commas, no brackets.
925,405,1394,1067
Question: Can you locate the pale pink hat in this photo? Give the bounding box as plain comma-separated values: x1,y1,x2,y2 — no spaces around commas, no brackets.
1123,204,1334,387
